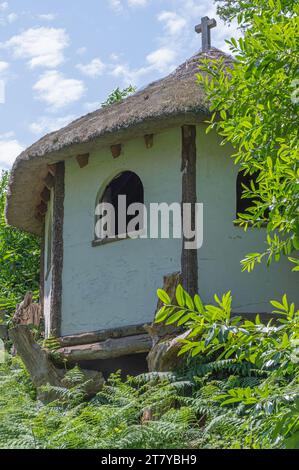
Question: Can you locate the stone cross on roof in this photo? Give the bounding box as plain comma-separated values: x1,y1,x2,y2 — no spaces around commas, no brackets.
195,16,217,51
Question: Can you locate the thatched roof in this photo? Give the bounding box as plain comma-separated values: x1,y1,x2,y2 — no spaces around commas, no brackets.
6,48,232,235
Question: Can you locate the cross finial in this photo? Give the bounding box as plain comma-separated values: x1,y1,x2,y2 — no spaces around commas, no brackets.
195,16,217,51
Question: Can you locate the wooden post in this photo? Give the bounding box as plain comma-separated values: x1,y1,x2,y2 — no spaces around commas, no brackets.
181,125,198,297
50,161,65,337
39,222,45,319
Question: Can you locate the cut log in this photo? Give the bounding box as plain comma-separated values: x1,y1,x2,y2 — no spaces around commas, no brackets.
9,325,62,388
57,333,152,363
147,331,190,372
59,323,148,347
13,292,42,327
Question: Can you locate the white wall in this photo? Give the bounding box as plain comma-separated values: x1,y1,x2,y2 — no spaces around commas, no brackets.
57,124,298,337
197,124,299,313
61,128,182,336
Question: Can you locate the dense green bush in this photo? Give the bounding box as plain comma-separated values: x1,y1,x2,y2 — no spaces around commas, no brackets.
0,171,40,316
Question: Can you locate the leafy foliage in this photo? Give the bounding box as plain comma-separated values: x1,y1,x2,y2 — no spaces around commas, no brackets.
0,171,40,316
155,284,299,448
101,85,136,107
199,0,299,271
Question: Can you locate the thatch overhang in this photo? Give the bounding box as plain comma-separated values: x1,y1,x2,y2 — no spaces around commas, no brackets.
6,48,232,235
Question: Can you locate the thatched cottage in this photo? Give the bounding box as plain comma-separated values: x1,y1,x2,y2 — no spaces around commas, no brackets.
5,19,299,372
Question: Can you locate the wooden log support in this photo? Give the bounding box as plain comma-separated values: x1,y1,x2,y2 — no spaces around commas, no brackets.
39,223,45,319
9,326,62,388
181,125,198,297
13,292,42,326
111,144,122,159
40,187,51,203
50,161,65,337
76,153,90,168
57,333,152,363
59,323,148,348
144,134,154,149
44,172,55,189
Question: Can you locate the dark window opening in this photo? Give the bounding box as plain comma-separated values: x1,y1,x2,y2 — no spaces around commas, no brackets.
97,171,144,239
236,170,269,219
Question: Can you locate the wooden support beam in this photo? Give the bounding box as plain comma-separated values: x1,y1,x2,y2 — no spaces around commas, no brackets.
44,172,55,189
59,323,148,348
76,153,90,168
39,223,45,318
57,333,152,363
40,187,51,203
181,125,198,297
111,144,122,159
144,134,154,149
50,161,65,337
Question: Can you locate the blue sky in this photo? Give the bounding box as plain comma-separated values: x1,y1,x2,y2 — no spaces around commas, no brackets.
0,0,240,170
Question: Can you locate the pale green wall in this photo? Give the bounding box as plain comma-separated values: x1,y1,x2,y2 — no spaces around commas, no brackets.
58,124,299,337
196,124,298,313
61,128,182,336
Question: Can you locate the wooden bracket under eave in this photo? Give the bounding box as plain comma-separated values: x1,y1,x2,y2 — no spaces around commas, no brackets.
144,134,154,149
44,172,55,189
111,144,122,159
76,153,90,168
40,187,51,203
47,164,56,175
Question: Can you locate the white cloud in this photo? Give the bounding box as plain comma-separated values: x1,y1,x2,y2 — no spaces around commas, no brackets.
29,115,75,135
0,2,8,12
146,47,176,72
37,13,56,21
76,47,87,55
3,27,69,68
76,58,106,78
158,11,186,35
128,0,149,6
0,61,8,73
108,0,123,12
7,12,18,23
33,71,86,110
0,139,24,170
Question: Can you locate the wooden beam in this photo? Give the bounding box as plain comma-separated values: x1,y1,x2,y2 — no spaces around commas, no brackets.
181,125,198,297
59,323,148,347
111,144,122,159
76,153,90,168
39,222,45,319
44,172,55,189
50,161,65,337
57,333,152,363
40,187,51,203
144,134,154,149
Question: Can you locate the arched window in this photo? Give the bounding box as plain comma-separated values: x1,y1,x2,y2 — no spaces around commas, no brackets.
95,171,144,242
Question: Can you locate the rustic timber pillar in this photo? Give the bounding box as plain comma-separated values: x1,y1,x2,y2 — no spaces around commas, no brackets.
39,222,45,318
50,161,65,337
181,125,198,297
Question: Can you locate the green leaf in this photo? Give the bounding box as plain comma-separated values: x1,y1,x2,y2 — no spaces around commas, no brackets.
157,289,171,305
